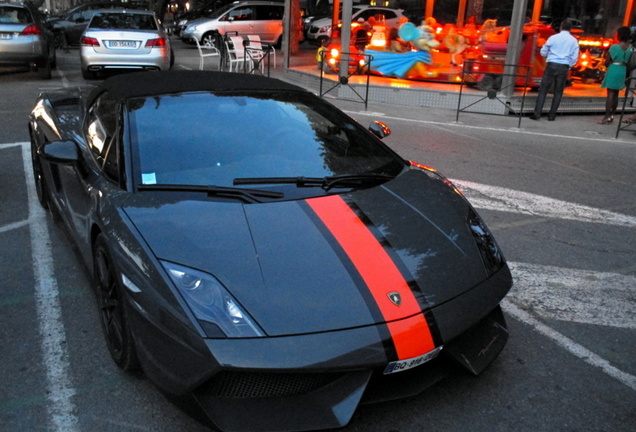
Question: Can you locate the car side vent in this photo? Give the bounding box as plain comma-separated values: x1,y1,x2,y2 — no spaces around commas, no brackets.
203,371,347,399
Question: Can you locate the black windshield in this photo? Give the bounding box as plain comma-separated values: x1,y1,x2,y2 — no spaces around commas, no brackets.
127,90,405,193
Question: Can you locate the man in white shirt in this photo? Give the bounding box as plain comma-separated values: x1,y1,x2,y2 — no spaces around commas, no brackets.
530,19,580,121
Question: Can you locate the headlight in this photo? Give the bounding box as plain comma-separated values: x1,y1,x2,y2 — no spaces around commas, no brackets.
467,209,505,276
161,261,264,338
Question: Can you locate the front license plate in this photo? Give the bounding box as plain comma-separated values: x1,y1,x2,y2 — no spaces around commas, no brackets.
108,40,137,48
383,346,443,375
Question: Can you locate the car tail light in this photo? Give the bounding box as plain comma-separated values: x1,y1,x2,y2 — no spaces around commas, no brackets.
21,25,41,35
81,36,100,46
145,38,167,47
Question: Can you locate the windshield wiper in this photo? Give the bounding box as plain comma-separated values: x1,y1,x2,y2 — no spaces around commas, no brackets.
233,173,394,191
137,184,284,203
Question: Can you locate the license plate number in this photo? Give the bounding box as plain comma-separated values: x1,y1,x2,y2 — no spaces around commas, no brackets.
108,40,137,48
383,346,443,375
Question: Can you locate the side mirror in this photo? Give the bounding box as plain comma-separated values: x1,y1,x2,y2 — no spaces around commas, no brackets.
368,121,391,139
42,140,79,164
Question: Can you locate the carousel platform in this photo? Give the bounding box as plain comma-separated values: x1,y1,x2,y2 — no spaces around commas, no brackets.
280,42,634,115
283,63,627,115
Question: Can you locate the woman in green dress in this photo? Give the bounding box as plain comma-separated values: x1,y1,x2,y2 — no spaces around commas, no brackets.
599,26,634,124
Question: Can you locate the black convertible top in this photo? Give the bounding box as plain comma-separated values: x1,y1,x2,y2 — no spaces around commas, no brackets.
86,70,306,107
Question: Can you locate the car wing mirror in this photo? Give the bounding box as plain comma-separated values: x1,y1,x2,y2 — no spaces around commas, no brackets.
42,140,79,164
368,121,391,139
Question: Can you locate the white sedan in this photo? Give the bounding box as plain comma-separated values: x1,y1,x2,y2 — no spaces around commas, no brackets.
80,9,173,80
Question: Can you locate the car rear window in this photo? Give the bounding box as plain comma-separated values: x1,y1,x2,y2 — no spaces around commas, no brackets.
89,13,157,30
0,6,32,24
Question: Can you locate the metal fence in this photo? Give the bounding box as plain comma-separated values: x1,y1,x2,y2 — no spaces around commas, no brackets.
456,61,533,128
318,50,372,109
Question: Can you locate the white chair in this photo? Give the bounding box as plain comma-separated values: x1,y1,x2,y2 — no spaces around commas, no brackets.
224,36,253,72
245,35,269,73
247,34,276,68
193,37,220,70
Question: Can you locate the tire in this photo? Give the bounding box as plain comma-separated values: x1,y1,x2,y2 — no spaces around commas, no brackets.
50,46,57,69
201,32,218,49
38,56,51,80
82,68,97,80
477,74,500,91
54,32,66,50
316,36,329,46
30,138,49,209
169,48,175,68
93,235,140,371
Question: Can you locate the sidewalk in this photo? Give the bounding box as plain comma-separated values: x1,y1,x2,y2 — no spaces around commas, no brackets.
262,50,636,143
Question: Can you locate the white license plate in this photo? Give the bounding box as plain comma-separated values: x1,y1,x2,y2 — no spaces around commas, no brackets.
383,346,443,375
0,33,12,39
108,40,137,48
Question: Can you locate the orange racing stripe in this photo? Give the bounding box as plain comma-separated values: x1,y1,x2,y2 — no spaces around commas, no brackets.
307,195,436,360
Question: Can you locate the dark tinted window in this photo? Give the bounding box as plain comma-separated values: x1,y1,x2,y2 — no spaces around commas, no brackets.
355,9,397,22
87,92,121,182
69,10,97,21
89,13,157,30
256,5,283,20
227,6,253,21
0,6,32,24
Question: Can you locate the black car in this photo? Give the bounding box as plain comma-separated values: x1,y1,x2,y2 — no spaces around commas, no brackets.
29,70,512,432
0,1,56,78
48,0,148,47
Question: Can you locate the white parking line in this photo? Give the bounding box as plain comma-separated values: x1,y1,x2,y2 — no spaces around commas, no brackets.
454,180,636,228
19,142,79,431
508,262,636,329
503,299,636,392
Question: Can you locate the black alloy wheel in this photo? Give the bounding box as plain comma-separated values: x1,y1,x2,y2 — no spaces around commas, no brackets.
54,31,67,50
93,235,139,371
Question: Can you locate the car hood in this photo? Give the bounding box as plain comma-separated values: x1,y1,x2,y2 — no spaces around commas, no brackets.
123,170,488,337
310,16,333,28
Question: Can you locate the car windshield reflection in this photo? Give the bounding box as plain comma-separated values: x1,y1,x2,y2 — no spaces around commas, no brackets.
129,91,404,190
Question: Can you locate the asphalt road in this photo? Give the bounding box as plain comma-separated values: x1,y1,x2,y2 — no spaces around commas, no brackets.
1,41,635,432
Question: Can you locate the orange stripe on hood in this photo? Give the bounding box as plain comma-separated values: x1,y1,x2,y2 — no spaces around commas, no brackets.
307,195,436,360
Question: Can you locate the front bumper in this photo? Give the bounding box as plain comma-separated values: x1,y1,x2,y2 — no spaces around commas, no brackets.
180,27,201,44
193,305,508,432
130,265,512,432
